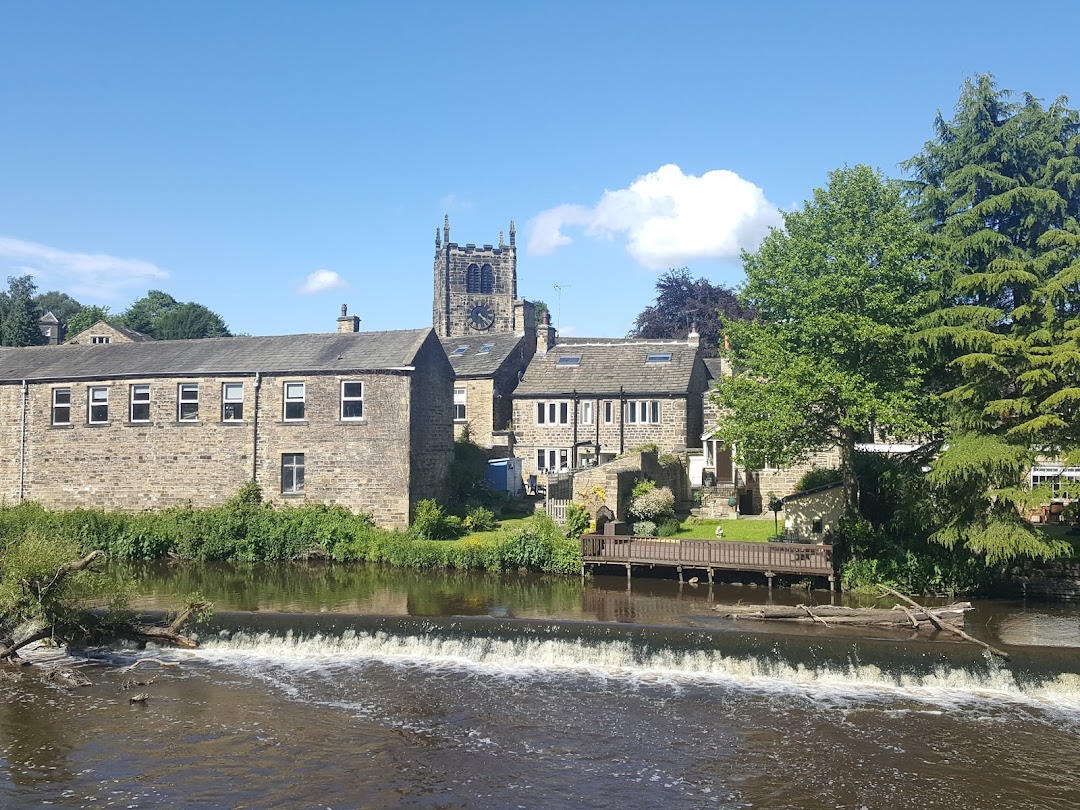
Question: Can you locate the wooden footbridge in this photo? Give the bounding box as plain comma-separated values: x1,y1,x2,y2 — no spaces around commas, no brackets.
580,535,835,589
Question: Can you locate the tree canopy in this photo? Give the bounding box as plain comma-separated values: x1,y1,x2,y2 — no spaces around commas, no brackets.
713,165,928,516
64,305,112,338
904,74,1080,563
0,275,46,347
117,290,231,340
628,268,748,356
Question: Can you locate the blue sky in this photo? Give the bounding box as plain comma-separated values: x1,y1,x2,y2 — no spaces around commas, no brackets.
1,2,1075,339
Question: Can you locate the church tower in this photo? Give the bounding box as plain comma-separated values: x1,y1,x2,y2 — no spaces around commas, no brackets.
433,216,526,338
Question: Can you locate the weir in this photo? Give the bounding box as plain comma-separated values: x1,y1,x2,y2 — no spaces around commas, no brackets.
179,611,1080,708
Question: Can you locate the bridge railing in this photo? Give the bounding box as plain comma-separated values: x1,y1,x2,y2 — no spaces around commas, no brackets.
580,535,833,575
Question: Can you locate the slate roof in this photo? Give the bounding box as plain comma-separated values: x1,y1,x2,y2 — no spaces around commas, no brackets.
0,329,434,382
515,339,698,397
441,332,529,378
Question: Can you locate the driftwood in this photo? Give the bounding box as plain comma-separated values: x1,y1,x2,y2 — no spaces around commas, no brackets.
880,587,1010,661
714,602,973,629
2,550,209,662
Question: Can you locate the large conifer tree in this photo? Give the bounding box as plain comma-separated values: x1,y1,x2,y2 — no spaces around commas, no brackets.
905,75,1080,563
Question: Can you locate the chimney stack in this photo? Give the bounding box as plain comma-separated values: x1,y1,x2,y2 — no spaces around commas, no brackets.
536,310,556,354
337,304,360,334
687,323,700,349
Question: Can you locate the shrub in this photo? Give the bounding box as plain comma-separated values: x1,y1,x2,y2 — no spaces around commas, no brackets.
657,517,682,537
630,486,675,521
563,502,591,539
633,520,658,537
795,468,843,492
410,499,464,540
464,506,497,533
630,479,656,500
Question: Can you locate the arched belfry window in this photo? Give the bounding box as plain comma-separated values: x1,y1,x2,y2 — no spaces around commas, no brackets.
466,263,481,293
480,263,494,294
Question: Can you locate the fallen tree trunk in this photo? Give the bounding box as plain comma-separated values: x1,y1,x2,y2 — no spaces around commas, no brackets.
714,602,973,629
880,587,1010,661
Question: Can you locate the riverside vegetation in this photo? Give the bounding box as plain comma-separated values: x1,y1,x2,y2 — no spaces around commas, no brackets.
0,484,582,575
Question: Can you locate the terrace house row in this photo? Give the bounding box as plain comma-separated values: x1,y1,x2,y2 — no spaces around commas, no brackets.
0,315,454,529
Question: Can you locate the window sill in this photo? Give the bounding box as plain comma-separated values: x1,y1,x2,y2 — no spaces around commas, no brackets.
49,423,74,430
172,420,202,426
221,420,247,425
280,491,306,498
85,422,111,428
276,420,309,426
124,421,153,427
341,418,367,424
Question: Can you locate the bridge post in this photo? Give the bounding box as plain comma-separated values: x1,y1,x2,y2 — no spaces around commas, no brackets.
765,570,774,590
677,565,683,584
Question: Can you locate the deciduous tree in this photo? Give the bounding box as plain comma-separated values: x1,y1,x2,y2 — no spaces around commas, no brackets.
713,165,928,519
629,268,747,356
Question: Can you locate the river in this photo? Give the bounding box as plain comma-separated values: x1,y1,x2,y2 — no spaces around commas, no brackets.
2,563,1078,809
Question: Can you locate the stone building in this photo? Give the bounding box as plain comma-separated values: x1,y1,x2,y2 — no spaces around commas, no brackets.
38,311,63,345
441,332,534,449
0,322,453,529
511,325,708,478
65,320,154,345
695,354,841,515
432,216,535,339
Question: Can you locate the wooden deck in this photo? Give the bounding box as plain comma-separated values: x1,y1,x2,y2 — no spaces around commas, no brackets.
580,535,834,586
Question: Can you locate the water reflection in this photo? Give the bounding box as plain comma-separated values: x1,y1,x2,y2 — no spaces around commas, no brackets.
118,561,1080,649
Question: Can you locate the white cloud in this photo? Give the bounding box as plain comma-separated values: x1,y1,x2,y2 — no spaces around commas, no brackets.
299,268,348,295
0,236,168,299
527,164,783,269
439,193,474,211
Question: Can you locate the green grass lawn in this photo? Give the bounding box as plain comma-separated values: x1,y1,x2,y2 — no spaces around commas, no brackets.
667,518,776,542
459,515,535,543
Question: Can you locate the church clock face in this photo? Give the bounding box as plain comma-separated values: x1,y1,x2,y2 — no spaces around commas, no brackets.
468,303,495,330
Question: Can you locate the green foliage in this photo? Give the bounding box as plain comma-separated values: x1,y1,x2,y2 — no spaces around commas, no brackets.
656,517,682,537
906,74,1080,565
409,499,465,541
0,499,581,577
630,478,656,500
0,274,46,347
633,520,658,537
714,165,930,516
563,502,591,539
794,468,843,492
118,290,231,339
448,433,489,505
0,531,131,638
119,290,178,334
153,301,231,339
64,305,113,338
464,505,497,532
33,290,83,325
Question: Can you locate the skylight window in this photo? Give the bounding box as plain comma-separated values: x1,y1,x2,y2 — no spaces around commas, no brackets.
478,344,493,354
452,346,468,356
556,355,582,366
645,353,672,363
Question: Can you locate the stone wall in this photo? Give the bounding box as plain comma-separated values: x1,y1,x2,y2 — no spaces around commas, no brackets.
433,241,517,339
0,363,446,529
409,331,455,518
566,450,688,521
512,395,694,477
741,448,841,515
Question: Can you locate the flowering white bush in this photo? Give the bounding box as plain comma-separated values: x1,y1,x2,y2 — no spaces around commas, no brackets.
630,485,675,520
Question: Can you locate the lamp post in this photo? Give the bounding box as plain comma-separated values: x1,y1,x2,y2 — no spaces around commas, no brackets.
768,496,784,538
